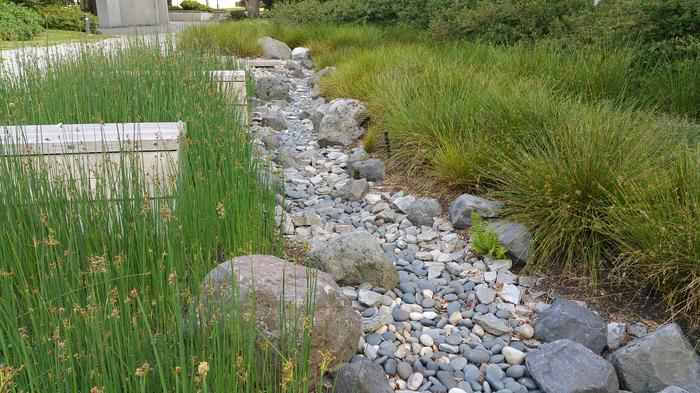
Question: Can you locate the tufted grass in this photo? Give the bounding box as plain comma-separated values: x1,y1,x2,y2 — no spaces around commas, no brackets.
0,40,323,392
179,20,700,327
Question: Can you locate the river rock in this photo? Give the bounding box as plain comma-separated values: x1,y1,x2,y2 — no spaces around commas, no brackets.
256,76,291,101
535,299,607,353
198,255,360,381
291,47,311,61
526,339,618,393
448,194,503,229
307,232,399,289
333,359,393,393
257,36,292,59
317,114,363,147
407,197,442,227
334,178,370,202
609,323,700,393
325,98,369,126
348,158,386,181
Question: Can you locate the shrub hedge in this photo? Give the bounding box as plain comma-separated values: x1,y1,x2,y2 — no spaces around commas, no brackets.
38,4,98,32
272,0,700,63
0,0,43,41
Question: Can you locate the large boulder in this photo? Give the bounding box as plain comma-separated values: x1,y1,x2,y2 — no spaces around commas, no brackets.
448,193,503,229
255,76,291,101
198,255,360,381
333,359,393,393
317,114,363,147
407,197,442,227
609,323,700,393
526,339,619,393
489,220,532,262
257,36,292,59
534,299,607,354
307,232,399,289
348,158,386,182
325,98,369,126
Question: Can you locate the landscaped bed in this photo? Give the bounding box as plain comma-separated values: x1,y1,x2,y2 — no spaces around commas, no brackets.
179,14,700,335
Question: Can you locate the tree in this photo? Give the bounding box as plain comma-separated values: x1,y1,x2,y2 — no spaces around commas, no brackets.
245,0,260,17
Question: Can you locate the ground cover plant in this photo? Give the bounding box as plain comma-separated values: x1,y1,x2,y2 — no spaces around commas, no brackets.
179,19,700,328
0,41,320,392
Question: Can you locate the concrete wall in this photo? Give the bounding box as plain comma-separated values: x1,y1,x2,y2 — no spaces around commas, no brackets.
97,0,169,28
168,11,230,22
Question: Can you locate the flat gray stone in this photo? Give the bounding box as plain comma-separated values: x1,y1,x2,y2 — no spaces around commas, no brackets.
473,313,512,336
609,323,700,393
449,193,502,229
535,299,607,354
526,339,618,393
490,220,532,262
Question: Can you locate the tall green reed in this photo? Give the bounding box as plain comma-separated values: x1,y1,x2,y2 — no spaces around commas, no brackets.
0,39,318,392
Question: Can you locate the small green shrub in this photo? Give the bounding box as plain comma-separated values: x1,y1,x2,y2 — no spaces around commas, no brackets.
230,9,246,20
470,213,508,259
0,0,43,41
38,4,97,32
168,5,182,10
180,0,213,11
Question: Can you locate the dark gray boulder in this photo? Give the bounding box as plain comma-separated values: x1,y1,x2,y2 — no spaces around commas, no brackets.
490,220,532,262
448,193,503,229
348,158,386,182
526,339,619,393
407,197,442,227
333,359,393,393
307,232,399,289
534,299,607,354
609,323,700,393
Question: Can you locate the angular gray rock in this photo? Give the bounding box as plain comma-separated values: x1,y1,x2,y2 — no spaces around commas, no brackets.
257,36,292,59
333,359,393,393
334,178,370,202
261,110,287,131
307,232,399,289
448,194,503,229
256,76,291,101
317,114,363,147
490,220,532,262
291,47,311,61
526,339,619,393
325,98,369,126
199,255,360,382
534,299,607,354
407,197,442,227
609,323,700,393
349,158,386,182
473,313,512,335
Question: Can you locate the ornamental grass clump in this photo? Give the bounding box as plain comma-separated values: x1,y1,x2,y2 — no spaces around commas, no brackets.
0,39,319,392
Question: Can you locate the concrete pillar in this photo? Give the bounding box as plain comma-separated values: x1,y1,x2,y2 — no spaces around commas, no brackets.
96,0,169,28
